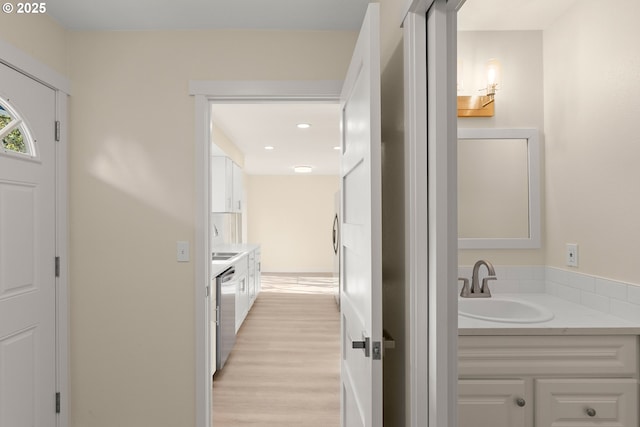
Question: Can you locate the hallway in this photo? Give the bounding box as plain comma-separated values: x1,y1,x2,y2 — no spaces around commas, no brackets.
212,274,340,426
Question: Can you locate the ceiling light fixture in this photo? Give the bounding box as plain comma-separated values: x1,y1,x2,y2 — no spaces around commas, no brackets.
264,146,275,150
296,123,311,129
334,146,341,150
293,165,313,174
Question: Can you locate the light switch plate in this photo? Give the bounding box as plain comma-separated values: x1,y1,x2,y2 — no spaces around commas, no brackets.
177,241,190,262
566,243,578,267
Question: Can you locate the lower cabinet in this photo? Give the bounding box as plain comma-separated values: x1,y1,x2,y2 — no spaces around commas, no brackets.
458,379,527,427
536,378,638,426
248,250,256,307
234,255,248,334
458,335,639,427
233,247,262,334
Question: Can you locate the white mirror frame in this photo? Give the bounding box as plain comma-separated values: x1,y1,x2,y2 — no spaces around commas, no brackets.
458,128,541,249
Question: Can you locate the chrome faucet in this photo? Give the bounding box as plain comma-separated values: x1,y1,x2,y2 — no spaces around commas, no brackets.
459,259,497,298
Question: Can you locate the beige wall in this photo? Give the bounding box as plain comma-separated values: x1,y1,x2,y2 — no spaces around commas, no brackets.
0,21,356,425
0,13,68,76
457,30,545,266
66,29,355,427
245,175,339,272
544,0,640,284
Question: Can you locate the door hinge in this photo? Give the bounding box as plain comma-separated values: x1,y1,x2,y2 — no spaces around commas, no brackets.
55,121,61,142
55,256,60,278
55,392,61,413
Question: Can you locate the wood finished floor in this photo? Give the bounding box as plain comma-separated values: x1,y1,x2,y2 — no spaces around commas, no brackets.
212,274,340,426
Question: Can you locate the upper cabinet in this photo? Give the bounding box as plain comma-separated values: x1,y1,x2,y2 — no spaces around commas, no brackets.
212,156,243,213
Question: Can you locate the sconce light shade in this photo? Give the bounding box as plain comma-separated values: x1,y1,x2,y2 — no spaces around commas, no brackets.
457,58,501,117
485,58,501,96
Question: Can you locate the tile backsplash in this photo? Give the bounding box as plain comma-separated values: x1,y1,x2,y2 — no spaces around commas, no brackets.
457,265,640,323
458,265,546,294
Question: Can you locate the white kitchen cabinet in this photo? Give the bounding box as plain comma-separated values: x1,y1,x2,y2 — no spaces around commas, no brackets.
459,379,527,427
212,156,243,213
228,247,261,334
234,255,249,334
458,335,639,427
254,248,261,295
248,250,256,307
232,160,243,212
536,378,638,427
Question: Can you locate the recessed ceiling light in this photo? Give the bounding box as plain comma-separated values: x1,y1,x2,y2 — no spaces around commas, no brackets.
296,123,311,129
293,165,313,173
333,146,341,150
264,146,275,150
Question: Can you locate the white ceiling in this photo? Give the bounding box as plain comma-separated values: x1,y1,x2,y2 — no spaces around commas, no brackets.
458,0,580,31
45,0,580,176
212,103,341,175
46,0,369,31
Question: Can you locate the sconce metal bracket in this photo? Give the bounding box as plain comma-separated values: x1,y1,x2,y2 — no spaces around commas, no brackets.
457,95,495,117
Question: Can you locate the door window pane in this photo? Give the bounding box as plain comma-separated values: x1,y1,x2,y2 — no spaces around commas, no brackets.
1,101,32,156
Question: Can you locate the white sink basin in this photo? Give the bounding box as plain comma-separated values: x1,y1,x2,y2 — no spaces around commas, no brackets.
459,296,554,323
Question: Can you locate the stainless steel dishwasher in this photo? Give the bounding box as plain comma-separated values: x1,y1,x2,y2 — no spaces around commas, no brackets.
216,266,236,370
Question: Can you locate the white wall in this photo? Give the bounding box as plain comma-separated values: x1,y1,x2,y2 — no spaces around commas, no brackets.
544,0,640,284
457,31,545,266
245,175,339,272
456,1,640,288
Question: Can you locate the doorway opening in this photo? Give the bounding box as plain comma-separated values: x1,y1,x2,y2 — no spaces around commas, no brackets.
190,79,344,427
208,102,343,425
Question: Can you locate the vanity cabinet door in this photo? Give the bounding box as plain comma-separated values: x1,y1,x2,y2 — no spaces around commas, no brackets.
459,379,527,427
535,378,638,427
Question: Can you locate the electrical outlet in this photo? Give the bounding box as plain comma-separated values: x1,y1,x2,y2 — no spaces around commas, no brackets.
566,243,578,267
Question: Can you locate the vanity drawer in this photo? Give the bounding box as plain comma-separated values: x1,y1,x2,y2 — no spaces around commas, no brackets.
459,335,638,377
535,378,638,426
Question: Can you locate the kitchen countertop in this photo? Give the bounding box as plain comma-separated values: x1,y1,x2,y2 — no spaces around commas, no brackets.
211,244,260,277
458,293,640,336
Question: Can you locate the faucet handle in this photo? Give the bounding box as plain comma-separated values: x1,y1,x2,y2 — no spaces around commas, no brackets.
458,277,471,297
480,276,497,296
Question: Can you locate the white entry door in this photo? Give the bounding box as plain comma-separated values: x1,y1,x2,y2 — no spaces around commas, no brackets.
0,63,57,427
339,4,382,427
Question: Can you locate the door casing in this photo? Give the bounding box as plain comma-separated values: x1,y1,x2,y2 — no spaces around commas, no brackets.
190,80,343,427
402,1,458,426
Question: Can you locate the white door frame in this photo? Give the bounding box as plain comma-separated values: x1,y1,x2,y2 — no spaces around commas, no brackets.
402,0,458,426
189,80,343,427
0,39,71,427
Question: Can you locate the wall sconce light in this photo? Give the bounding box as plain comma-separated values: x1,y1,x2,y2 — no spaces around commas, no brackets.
458,58,501,117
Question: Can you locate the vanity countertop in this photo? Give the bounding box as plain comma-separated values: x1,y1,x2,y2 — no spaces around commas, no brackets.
458,293,640,336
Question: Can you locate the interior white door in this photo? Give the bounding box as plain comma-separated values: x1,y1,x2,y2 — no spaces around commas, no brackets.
339,4,382,427
0,63,57,427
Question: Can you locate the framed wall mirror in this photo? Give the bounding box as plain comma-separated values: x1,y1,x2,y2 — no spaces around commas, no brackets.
458,128,540,249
